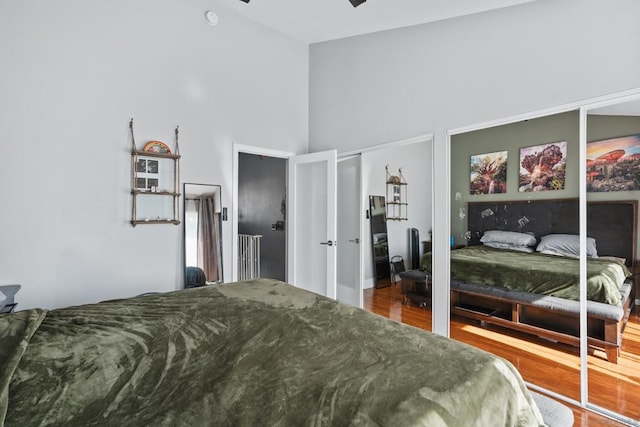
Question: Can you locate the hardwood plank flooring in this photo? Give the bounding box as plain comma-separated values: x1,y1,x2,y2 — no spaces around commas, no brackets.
364,284,640,426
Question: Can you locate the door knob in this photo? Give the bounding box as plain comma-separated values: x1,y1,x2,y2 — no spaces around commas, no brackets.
348,238,360,244
320,240,334,246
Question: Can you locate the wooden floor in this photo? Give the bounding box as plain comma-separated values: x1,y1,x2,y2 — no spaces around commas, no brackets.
364,285,640,426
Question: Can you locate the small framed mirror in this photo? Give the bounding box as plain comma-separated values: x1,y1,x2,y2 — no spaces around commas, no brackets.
184,183,223,287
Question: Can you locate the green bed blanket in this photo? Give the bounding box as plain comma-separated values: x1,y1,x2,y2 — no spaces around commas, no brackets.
421,246,629,306
1,279,543,426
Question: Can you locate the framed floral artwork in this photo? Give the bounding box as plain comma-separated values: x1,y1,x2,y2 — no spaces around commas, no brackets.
519,141,567,192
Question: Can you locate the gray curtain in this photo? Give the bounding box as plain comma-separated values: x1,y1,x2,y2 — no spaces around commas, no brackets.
197,195,221,282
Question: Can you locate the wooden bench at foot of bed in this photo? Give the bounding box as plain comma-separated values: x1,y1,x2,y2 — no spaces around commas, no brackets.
398,269,634,363
450,280,634,364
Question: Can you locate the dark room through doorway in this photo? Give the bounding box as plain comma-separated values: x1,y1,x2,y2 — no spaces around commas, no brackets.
237,152,286,281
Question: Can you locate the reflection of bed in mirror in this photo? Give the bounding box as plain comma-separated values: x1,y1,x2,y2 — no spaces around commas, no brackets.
184,183,223,287
424,199,636,363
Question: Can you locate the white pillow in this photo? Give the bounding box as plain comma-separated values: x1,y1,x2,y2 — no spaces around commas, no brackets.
480,230,537,247
536,234,598,258
483,241,534,253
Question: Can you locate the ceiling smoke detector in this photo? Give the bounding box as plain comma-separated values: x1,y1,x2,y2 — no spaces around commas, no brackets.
205,10,219,25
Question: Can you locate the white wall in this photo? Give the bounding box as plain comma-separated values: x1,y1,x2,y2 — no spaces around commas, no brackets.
310,0,640,153
360,140,432,288
0,0,309,309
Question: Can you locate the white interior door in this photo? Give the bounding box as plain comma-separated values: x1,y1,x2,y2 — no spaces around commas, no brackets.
287,150,337,299
337,155,363,307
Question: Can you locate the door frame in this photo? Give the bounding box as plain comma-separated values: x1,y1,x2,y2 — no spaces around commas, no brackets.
232,144,295,282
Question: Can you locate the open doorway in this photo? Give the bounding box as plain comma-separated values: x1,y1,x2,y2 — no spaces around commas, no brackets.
237,152,287,281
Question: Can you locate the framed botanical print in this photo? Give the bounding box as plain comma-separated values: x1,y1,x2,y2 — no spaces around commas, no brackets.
519,141,567,192
470,151,507,194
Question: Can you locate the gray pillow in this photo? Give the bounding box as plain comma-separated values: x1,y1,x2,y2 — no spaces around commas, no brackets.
536,234,598,258
480,230,537,247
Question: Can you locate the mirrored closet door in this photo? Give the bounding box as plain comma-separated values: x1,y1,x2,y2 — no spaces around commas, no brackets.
585,96,640,423
449,111,582,408
449,96,640,424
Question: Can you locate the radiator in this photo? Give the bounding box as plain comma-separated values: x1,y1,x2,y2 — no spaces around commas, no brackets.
238,234,262,280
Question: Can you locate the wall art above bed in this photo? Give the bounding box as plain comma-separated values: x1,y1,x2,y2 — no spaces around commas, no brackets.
470,150,507,194
519,141,567,192
587,133,640,192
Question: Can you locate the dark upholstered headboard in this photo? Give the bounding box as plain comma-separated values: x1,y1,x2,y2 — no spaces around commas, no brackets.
467,199,637,268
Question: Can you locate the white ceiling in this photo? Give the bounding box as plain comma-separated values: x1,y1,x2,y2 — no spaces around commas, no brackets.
220,0,537,44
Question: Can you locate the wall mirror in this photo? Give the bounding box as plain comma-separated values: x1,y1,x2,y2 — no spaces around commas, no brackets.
184,183,223,287
369,195,391,288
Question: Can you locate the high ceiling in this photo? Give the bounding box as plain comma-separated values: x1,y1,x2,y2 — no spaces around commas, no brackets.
221,0,537,44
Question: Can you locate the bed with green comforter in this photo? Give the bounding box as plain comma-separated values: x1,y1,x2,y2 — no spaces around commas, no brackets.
0,279,543,426
421,246,629,305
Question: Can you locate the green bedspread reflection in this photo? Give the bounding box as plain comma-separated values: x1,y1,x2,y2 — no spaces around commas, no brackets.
421,246,628,305
1,279,543,426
